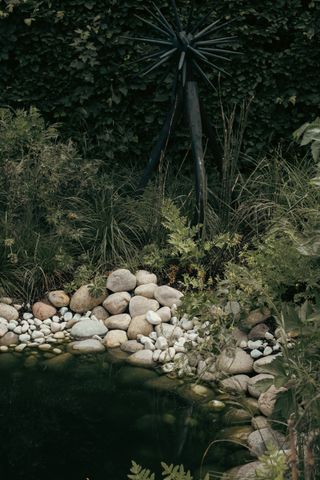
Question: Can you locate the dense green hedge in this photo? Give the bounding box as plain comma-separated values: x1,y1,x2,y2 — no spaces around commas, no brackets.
0,0,319,164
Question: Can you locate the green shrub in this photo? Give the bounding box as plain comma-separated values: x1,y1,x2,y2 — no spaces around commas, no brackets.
0,0,319,161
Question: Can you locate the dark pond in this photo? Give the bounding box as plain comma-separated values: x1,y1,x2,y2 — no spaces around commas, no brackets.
0,351,249,480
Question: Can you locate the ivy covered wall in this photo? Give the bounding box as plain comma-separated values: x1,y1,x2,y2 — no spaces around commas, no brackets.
0,0,319,164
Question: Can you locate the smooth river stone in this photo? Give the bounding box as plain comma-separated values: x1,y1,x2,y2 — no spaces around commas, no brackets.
247,428,287,457
127,316,153,340
129,296,159,318
48,290,70,308
105,314,131,331
32,301,57,320
103,292,131,315
127,350,156,368
107,269,137,292
91,306,109,322
70,319,107,339
135,270,157,286
0,331,19,346
217,347,254,374
70,339,105,354
220,374,250,394
120,340,144,353
0,303,19,321
247,374,274,399
154,285,183,307
156,306,171,323
134,283,157,299
103,330,128,348
69,285,106,313
0,324,8,337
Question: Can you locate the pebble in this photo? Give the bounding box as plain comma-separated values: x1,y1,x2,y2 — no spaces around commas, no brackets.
52,315,60,322
14,326,22,334
149,331,158,341
251,349,263,359
265,332,274,340
263,346,273,356
23,313,33,320
0,345,9,352
146,310,162,325
59,307,68,315
53,332,65,339
43,319,52,326
64,312,73,321
38,343,51,351
247,340,263,350
153,349,161,361
162,362,175,373
51,322,61,333
144,339,155,351
272,343,281,352
32,331,44,339
155,336,168,350
19,333,31,342
53,348,63,355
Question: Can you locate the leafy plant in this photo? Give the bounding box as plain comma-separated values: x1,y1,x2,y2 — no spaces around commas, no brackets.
255,444,288,480
127,461,209,480
294,118,320,162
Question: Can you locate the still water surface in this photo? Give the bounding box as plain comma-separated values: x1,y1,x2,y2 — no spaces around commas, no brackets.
0,351,245,480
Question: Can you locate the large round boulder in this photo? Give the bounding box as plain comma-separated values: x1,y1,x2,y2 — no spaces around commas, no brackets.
127,315,153,340
70,319,107,339
48,290,70,308
103,292,131,315
135,270,157,286
0,303,19,321
69,285,106,313
217,347,254,374
103,330,128,348
107,269,136,292
32,301,57,320
105,314,131,331
154,285,183,307
129,296,159,318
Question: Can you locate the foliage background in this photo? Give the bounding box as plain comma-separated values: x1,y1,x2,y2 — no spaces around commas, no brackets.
0,0,319,165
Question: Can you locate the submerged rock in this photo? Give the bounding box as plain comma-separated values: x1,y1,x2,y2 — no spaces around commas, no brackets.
69,339,105,354
247,427,287,457
120,340,144,353
127,350,156,368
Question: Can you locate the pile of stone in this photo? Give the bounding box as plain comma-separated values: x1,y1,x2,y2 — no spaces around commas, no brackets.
0,269,213,373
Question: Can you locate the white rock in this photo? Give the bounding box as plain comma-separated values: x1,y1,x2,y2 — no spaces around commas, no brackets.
181,318,194,331
103,292,131,315
146,310,162,325
0,345,9,352
153,349,161,361
0,317,8,325
248,340,263,350
154,286,183,307
23,313,33,320
251,349,263,359
34,337,45,344
34,318,42,326
70,319,107,339
64,312,73,321
135,270,157,286
32,331,44,339
265,332,274,340
155,336,168,350
107,269,137,292
239,340,248,349
53,348,62,354
41,328,51,336
168,347,175,360
27,318,34,325
51,322,61,333
144,339,155,351
29,325,36,331
273,343,281,352
0,324,8,337
155,324,183,344
225,300,241,316
263,346,273,356
60,307,68,315
14,326,22,334
162,362,175,373
171,316,179,325
19,333,31,342
43,319,52,325
21,322,29,333
149,331,158,341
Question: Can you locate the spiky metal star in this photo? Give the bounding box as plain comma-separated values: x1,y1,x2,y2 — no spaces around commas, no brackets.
125,1,240,224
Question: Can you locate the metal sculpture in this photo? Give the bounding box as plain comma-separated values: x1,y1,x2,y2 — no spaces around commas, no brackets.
126,1,239,224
